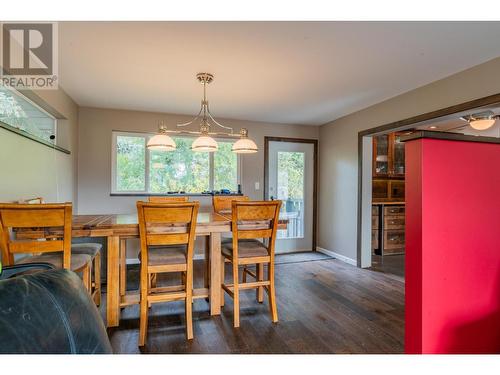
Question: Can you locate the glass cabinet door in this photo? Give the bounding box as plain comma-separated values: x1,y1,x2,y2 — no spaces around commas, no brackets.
392,133,405,176
374,134,389,176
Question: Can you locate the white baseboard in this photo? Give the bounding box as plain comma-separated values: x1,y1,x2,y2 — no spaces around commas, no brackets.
316,247,357,266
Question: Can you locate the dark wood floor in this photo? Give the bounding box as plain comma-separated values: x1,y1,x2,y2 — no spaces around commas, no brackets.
370,254,405,279
103,253,404,354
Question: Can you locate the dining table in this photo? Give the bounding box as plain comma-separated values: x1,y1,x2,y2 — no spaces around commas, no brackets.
66,212,287,327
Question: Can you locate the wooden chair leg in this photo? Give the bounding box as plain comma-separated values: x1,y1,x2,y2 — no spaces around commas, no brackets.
220,258,225,307
204,236,210,288
119,239,127,296
256,263,264,303
242,266,247,283
94,252,101,306
139,268,149,347
82,263,91,293
268,261,278,323
185,264,194,340
233,262,240,328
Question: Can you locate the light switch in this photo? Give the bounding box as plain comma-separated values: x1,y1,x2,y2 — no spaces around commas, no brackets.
255,182,260,190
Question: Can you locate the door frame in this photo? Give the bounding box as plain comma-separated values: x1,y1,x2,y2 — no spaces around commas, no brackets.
264,136,319,251
356,92,500,268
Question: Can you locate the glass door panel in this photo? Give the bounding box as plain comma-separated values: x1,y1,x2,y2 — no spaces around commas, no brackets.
392,133,405,176
374,134,389,175
277,151,305,239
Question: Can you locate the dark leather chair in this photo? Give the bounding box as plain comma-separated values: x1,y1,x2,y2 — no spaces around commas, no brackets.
0,265,112,354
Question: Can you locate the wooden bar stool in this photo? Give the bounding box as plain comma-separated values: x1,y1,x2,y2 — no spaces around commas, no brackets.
118,196,191,296
221,200,282,328
137,200,199,346
14,198,102,306
213,195,251,290
0,203,93,293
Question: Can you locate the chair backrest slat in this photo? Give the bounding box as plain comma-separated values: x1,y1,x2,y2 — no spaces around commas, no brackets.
213,196,249,213
231,200,282,254
146,233,190,246
10,240,64,254
0,203,73,268
0,208,65,227
137,201,199,248
148,196,189,203
143,206,194,224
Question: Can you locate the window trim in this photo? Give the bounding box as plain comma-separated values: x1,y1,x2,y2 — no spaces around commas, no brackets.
111,130,242,195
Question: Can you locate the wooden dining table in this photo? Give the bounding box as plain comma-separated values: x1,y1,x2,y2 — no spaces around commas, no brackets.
68,212,287,328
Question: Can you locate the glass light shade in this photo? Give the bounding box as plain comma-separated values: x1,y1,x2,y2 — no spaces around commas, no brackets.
470,118,496,130
191,135,218,152
232,137,258,153
147,134,176,151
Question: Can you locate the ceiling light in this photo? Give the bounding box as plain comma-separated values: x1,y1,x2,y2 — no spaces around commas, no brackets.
149,73,258,153
461,112,499,131
147,122,176,151
232,128,258,153
469,118,496,130
192,135,219,152
429,125,437,129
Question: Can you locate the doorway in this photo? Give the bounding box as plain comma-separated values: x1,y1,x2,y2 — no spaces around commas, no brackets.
264,137,318,254
358,93,500,273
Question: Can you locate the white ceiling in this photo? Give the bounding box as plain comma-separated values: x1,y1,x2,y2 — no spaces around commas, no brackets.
58,22,500,126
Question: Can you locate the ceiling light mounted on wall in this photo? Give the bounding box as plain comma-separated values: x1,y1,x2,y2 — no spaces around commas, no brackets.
146,73,258,153
461,111,499,131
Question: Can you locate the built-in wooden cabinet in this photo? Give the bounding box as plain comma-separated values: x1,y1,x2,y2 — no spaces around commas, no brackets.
373,132,406,178
372,203,405,256
372,132,406,257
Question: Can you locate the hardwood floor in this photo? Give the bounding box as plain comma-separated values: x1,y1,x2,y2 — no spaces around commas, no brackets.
103,253,404,354
370,254,405,279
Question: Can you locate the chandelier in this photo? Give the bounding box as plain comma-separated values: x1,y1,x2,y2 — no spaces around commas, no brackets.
147,73,258,153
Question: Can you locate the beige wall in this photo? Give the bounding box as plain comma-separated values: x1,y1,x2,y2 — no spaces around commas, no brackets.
0,88,79,207
318,57,500,263
77,107,319,215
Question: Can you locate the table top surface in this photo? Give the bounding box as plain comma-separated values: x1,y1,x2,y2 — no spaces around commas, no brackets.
72,212,230,230
72,212,287,230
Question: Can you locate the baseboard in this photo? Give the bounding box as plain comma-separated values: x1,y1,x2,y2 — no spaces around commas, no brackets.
316,247,357,266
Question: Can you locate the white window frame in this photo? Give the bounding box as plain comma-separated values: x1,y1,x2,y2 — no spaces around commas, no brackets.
111,130,242,194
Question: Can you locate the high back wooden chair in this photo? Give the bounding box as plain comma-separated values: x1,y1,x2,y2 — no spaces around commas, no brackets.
117,196,191,295
137,201,199,345
221,200,282,328
148,196,190,203
212,195,249,214
0,203,93,292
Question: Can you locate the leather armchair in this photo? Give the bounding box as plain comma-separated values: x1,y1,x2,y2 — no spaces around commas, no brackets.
0,266,112,354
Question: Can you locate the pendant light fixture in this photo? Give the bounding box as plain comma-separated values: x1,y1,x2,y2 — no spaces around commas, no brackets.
147,73,258,153
146,121,176,151
461,112,499,131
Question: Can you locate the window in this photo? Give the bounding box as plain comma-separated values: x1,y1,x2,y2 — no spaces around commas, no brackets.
0,86,57,144
112,132,240,194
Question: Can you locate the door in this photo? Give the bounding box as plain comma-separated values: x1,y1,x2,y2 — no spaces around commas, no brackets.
267,140,314,253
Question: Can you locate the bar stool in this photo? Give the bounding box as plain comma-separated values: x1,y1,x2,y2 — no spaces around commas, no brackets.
15,198,102,305
221,200,282,327
136,200,199,345
0,203,93,293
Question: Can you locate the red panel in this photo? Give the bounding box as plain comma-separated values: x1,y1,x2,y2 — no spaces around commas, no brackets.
405,139,423,354
405,138,500,354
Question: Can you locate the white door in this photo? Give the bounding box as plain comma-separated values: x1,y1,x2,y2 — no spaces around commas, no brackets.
267,141,314,253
